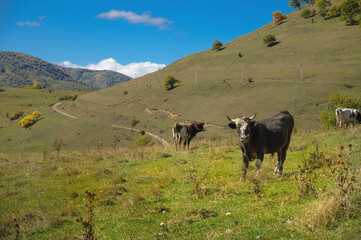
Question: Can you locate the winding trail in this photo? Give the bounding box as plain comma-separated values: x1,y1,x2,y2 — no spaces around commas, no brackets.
51,102,170,146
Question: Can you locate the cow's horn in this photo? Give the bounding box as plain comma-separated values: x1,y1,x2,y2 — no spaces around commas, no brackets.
227,116,233,122
250,113,257,120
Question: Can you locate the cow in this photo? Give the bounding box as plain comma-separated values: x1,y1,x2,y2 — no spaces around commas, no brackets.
335,107,361,128
227,111,294,181
172,122,205,150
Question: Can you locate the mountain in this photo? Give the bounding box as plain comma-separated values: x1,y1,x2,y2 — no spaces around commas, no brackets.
0,51,131,90
57,66,131,89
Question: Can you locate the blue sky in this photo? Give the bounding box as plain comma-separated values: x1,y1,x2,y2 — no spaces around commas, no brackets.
0,0,295,77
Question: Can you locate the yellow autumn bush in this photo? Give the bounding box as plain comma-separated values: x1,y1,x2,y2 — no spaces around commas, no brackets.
19,111,42,128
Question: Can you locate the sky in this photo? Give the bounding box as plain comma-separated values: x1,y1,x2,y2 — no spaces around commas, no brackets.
0,0,295,78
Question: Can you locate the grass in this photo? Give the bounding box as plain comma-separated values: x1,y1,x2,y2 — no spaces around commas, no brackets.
0,87,140,153
1,126,360,239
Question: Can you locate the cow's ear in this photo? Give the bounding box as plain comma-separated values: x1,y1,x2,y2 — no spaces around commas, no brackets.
228,122,236,129
250,121,255,128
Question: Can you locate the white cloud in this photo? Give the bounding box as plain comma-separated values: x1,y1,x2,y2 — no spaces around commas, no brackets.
97,10,173,30
17,21,40,26
17,16,47,26
56,58,166,78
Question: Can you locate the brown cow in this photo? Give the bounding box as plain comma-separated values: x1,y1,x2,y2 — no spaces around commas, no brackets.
172,122,205,150
227,111,294,180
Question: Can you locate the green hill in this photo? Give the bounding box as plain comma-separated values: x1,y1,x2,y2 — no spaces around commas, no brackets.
58,66,131,90
0,51,93,90
57,3,361,145
0,51,131,90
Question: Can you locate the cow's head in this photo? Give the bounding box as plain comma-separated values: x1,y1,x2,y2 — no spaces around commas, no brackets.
227,114,256,143
193,121,205,132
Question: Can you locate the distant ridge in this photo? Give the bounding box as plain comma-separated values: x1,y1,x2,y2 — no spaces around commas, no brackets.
57,66,131,90
0,51,131,90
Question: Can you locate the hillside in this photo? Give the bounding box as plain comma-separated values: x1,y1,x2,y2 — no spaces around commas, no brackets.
58,66,131,89
0,51,131,90
58,3,361,145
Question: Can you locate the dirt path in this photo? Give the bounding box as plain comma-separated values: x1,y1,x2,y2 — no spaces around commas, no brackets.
51,102,170,146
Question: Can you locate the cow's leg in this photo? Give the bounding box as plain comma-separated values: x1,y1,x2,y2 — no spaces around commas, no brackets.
277,148,288,175
183,138,187,150
174,137,178,151
241,155,249,182
274,151,281,175
178,137,182,150
255,153,264,177
187,139,191,150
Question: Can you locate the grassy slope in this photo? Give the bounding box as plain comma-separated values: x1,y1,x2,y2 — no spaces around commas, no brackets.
1,127,360,239
0,88,138,153
58,4,361,147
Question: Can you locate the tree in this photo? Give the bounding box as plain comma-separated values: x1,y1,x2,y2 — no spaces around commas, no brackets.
289,0,301,9
163,75,181,90
316,0,332,18
339,0,360,25
263,34,277,47
211,40,223,51
327,3,342,18
300,9,314,18
272,11,287,24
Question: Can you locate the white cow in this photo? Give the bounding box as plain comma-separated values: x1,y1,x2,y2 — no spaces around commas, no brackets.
335,107,361,128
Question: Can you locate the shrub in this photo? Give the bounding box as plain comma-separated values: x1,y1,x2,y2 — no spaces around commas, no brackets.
272,11,287,24
263,34,276,47
133,134,151,147
9,111,24,121
237,52,242,58
339,0,360,25
327,3,342,18
21,81,42,89
211,40,223,51
163,75,181,90
59,93,78,101
316,0,332,18
130,117,139,127
300,9,316,18
18,111,42,128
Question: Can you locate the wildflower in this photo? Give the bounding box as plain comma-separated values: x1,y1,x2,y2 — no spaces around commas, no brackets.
226,212,231,216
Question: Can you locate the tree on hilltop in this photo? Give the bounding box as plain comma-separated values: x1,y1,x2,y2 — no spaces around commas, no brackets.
163,75,181,90
272,11,288,24
290,0,314,9
289,0,301,9
211,40,223,51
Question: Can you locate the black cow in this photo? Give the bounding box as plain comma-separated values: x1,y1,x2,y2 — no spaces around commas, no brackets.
172,122,205,150
227,111,294,180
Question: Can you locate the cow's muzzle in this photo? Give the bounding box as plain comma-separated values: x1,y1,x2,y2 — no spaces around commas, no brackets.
240,136,249,142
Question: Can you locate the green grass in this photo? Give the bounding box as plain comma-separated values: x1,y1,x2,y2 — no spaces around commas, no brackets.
0,88,139,153
1,127,360,239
